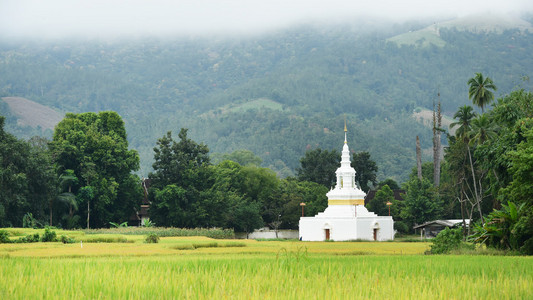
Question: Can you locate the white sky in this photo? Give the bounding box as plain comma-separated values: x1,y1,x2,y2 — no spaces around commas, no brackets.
1,0,532,39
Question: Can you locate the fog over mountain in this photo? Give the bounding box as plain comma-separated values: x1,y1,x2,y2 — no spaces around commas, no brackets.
1,0,533,39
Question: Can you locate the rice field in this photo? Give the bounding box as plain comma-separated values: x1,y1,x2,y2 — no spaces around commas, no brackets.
1,228,532,299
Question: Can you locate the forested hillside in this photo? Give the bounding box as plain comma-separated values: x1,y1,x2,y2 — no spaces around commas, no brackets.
1,16,532,181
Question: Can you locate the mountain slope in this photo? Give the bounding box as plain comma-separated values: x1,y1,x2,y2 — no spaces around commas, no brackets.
1,16,532,182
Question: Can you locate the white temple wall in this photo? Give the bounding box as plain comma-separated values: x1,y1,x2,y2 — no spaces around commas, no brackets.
299,216,394,241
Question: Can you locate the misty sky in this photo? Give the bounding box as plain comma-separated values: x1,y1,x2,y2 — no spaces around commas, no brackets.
1,0,533,39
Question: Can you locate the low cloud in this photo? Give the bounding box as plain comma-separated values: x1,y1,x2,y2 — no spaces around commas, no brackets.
1,0,532,39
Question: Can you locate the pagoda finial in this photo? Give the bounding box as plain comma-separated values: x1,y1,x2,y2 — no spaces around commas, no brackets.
344,115,347,144
344,115,347,132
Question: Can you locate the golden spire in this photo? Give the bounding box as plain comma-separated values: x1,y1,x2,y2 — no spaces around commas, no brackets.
344,115,347,132
344,115,347,144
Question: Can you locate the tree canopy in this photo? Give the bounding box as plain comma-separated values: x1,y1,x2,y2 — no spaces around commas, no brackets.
351,151,378,193
296,148,340,188
50,111,142,228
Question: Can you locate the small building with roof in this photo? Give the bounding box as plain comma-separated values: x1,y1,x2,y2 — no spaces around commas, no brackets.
413,219,470,239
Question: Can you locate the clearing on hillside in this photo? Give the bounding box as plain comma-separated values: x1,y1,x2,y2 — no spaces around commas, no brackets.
2,97,62,130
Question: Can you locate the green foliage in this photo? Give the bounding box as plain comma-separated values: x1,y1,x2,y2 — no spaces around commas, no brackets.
351,151,378,192
22,212,40,228
500,118,533,205
211,149,263,166
0,117,55,227
50,111,141,228
145,233,160,244
450,105,477,139
429,228,473,254
109,221,128,228
149,129,212,228
393,221,410,234
172,242,246,250
40,227,57,242
16,233,40,243
367,185,394,216
0,229,10,243
468,73,497,112
273,178,328,229
229,200,264,235
82,237,132,243
377,178,400,190
471,201,533,254
83,227,235,239
297,148,340,188
401,178,441,228
59,235,75,244
142,219,154,227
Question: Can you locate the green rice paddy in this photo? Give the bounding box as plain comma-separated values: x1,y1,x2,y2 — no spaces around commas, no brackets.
1,228,531,299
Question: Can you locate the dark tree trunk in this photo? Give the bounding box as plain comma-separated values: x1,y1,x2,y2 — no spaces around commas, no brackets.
416,136,422,180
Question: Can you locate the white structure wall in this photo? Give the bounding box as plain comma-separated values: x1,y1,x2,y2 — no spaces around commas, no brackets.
299,205,394,241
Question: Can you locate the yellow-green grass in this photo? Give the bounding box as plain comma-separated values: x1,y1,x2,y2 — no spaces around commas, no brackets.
1,255,531,299
0,237,429,258
1,228,430,257
1,228,531,299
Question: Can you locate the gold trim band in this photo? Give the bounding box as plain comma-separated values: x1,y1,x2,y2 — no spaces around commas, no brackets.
328,199,365,205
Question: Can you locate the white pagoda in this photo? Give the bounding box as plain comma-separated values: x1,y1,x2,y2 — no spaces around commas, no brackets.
299,122,394,241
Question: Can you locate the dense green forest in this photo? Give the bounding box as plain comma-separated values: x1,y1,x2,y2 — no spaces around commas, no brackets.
1,18,533,182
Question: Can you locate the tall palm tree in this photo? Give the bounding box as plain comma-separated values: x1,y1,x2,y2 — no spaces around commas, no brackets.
450,105,477,139
58,170,79,219
468,73,497,113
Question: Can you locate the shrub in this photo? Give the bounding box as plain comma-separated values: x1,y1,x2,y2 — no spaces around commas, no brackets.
0,230,11,243
16,233,40,243
394,221,410,234
429,227,473,254
22,212,41,228
142,219,155,227
145,233,159,243
172,244,195,250
60,235,76,244
41,227,57,242
192,242,218,248
83,227,234,239
82,237,132,243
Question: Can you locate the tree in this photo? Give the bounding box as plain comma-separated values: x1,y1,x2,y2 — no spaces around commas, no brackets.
229,200,264,238
148,129,211,227
500,119,533,205
150,184,189,227
447,105,486,227
433,99,443,187
401,178,441,228
470,114,498,146
416,136,422,180
211,149,262,166
150,129,210,190
296,148,339,188
0,117,55,227
57,169,79,228
471,201,532,254
273,178,328,229
51,111,141,228
468,73,497,113
351,151,378,193
367,185,394,216
450,105,476,140
377,178,400,190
